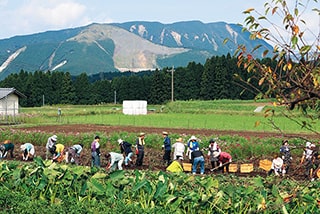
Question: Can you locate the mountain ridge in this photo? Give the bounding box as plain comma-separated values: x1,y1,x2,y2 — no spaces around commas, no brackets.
0,20,272,80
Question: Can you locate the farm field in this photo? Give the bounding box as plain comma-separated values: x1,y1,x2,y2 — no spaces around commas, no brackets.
0,100,319,213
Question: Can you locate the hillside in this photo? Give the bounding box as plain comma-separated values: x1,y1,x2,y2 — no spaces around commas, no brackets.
0,21,273,80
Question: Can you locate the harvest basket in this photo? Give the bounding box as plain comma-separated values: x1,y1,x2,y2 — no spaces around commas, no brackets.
240,163,254,173
259,159,272,171
228,163,238,173
182,163,192,172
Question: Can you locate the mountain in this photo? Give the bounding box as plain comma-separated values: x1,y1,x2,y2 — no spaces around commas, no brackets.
0,21,273,80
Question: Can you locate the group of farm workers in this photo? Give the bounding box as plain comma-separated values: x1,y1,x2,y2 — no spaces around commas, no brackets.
0,133,318,179
163,132,232,175
268,139,319,180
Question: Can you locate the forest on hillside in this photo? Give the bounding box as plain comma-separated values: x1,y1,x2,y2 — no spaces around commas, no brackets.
0,54,275,107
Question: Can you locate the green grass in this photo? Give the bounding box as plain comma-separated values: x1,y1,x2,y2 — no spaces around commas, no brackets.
16,100,320,134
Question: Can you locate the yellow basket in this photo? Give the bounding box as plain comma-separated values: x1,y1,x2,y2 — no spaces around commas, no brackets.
182,163,192,172
229,163,238,173
259,159,272,171
240,163,254,173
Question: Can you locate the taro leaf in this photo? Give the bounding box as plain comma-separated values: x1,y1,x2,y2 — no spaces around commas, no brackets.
133,179,148,192
253,177,264,188
70,165,90,177
108,170,124,181
87,178,105,195
34,157,45,167
43,167,62,179
271,184,279,197
168,197,182,210
91,172,107,179
154,181,167,199
80,182,88,196
203,177,219,193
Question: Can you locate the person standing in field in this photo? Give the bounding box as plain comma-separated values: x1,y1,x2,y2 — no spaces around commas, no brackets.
172,137,185,160
20,143,35,161
105,152,124,171
91,136,101,167
46,135,57,160
207,139,221,170
135,132,145,167
280,139,292,174
186,135,200,162
162,131,172,166
67,143,84,165
0,140,14,158
52,143,65,162
191,149,205,175
213,151,232,173
118,139,133,166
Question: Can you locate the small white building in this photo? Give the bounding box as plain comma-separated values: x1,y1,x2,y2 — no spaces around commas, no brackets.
0,88,26,117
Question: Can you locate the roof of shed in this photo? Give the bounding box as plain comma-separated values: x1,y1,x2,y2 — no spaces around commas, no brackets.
0,88,26,99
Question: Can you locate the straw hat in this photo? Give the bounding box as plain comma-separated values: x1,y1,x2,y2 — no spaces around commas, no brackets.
139,132,145,136
176,137,183,142
162,131,168,135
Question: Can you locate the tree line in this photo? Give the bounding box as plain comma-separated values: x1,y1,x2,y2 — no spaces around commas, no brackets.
0,53,274,107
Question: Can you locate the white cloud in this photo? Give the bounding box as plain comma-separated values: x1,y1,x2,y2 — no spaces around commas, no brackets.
19,1,87,28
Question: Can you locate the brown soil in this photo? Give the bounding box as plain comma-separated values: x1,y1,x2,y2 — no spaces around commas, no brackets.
5,124,317,180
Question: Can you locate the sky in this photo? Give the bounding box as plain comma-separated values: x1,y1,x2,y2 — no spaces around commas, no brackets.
0,0,318,43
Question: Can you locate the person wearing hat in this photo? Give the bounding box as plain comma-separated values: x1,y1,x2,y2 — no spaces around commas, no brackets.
280,139,292,174
0,140,14,159
20,143,35,161
119,139,133,166
67,143,84,165
207,139,221,170
300,142,315,179
213,151,232,173
162,131,172,166
172,137,185,160
46,135,57,160
135,132,145,166
268,154,284,176
186,135,200,163
91,136,101,167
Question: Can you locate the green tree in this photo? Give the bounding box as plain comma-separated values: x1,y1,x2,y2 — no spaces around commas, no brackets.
60,72,76,104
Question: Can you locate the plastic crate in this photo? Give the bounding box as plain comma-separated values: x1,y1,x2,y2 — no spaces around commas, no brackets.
259,159,272,171
229,163,238,173
240,163,254,173
182,163,192,172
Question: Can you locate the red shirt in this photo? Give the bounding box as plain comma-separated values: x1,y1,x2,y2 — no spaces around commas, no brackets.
218,152,232,163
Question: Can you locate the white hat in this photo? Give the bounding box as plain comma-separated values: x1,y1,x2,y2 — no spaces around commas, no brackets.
118,139,123,144
190,135,197,141
306,142,311,148
162,131,168,135
51,135,57,141
213,151,220,158
310,144,316,148
274,157,283,168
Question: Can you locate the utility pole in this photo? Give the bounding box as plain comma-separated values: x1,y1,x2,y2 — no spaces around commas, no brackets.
167,66,175,102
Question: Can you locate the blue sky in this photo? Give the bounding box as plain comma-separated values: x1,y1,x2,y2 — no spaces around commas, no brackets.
0,0,318,42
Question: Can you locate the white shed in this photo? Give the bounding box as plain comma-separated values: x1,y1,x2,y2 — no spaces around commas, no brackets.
123,100,147,115
0,88,26,117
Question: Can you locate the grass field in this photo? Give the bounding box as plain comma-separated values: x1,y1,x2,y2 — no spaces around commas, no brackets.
17,100,319,134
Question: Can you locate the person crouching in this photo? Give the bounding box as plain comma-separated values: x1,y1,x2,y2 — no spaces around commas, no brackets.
105,152,124,171
20,143,35,161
